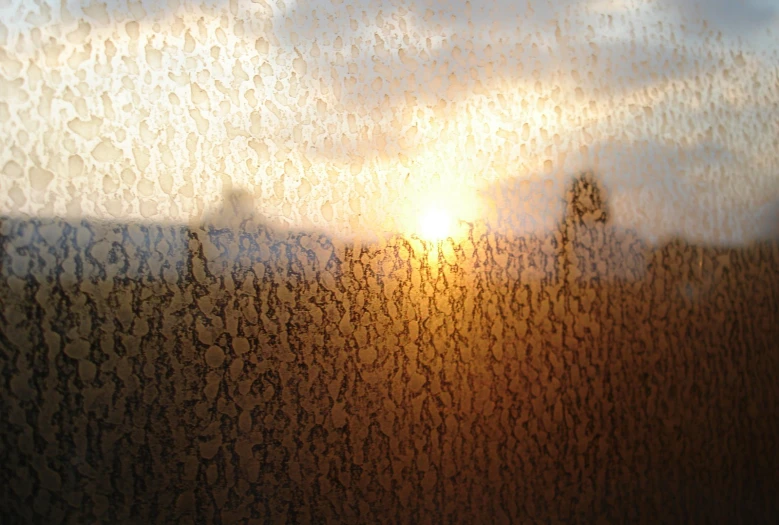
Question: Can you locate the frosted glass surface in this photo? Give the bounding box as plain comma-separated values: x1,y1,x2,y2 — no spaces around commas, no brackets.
1,0,778,243
1,1,779,523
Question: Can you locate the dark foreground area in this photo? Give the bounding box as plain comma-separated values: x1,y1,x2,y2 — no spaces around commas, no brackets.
1,174,778,524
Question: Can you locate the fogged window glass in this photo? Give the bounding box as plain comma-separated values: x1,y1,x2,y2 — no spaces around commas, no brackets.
1,1,778,523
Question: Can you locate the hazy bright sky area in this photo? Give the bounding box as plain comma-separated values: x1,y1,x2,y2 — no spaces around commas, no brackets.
1,0,778,245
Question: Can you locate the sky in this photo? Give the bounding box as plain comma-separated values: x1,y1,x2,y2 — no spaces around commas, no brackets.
0,0,778,246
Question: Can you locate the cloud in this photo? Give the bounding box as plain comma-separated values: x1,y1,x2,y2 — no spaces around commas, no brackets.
666,0,779,33
273,0,741,111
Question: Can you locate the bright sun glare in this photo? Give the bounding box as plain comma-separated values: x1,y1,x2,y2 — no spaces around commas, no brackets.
418,206,455,242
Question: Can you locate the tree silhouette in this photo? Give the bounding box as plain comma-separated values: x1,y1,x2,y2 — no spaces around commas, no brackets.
561,170,611,230
557,171,613,286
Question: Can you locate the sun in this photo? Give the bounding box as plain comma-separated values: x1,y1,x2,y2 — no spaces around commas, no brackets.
398,182,478,244
418,206,455,242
